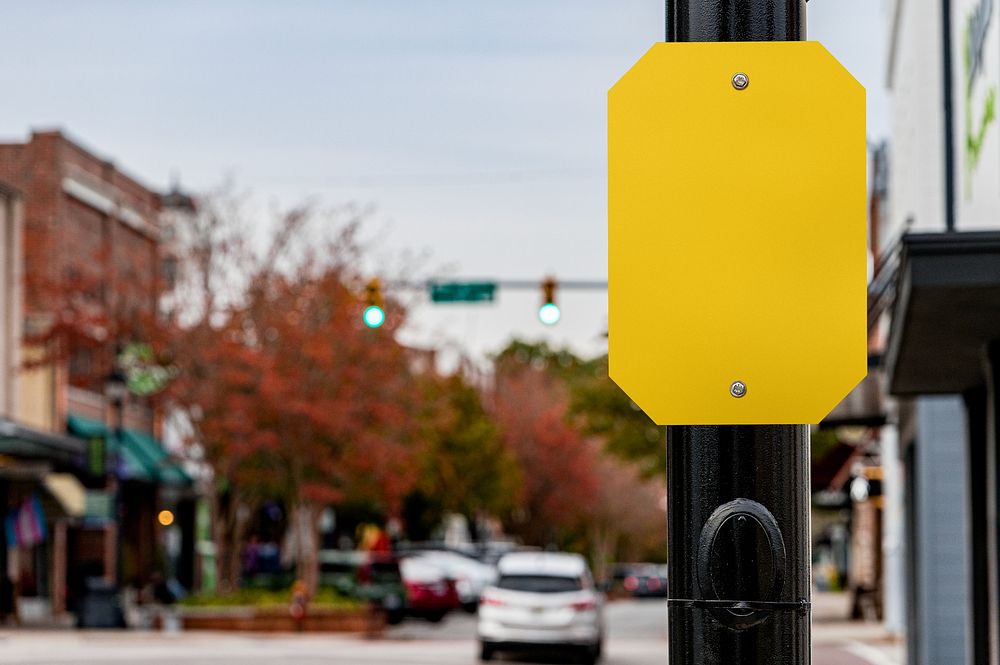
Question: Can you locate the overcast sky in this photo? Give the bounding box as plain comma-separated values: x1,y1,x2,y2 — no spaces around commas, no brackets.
0,1,888,366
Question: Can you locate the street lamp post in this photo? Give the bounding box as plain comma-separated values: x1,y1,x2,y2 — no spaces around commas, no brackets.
105,366,127,439
103,363,128,585
663,2,811,664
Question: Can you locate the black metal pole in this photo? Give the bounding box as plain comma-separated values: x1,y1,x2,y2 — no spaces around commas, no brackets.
667,0,805,43
665,2,811,664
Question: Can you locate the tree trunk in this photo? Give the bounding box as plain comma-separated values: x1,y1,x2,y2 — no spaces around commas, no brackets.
589,522,618,585
291,500,320,595
212,488,252,594
225,500,251,592
209,486,228,594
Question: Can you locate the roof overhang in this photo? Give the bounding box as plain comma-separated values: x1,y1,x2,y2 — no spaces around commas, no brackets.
44,473,87,517
886,231,1000,395
0,418,86,466
821,358,886,429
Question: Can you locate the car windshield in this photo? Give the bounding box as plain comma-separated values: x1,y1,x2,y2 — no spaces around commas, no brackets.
497,575,582,593
368,561,401,582
401,558,445,582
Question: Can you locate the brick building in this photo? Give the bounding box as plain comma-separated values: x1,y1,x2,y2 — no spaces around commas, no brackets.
0,130,162,403
0,130,190,625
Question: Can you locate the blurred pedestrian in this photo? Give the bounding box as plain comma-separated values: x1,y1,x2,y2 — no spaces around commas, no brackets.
290,580,309,630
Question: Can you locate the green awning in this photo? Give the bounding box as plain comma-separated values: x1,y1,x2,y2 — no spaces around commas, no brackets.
64,414,106,439
120,429,191,487
67,415,192,487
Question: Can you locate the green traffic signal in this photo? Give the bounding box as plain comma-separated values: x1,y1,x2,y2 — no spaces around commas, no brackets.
363,277,386,328
363,305,386,328
539,277,560,325
538,302,561,326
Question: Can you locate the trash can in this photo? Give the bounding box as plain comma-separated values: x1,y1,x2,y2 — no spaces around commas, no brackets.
77,578,125,628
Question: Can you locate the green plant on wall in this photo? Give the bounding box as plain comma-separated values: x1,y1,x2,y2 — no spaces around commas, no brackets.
118,342,177,396
965,4,998,196
966,83,996,187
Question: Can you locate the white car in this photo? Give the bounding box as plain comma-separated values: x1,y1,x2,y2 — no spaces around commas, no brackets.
408,549,498,612
478,551,604,664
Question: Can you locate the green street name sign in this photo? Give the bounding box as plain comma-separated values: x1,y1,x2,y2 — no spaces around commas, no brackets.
429,281,496,303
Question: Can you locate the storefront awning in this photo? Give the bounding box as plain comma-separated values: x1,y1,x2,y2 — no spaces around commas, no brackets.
0,418,86,467
66,414,192,487
43,473,87,517
120,428,191,487
0,469,87,520
886,231,1000,395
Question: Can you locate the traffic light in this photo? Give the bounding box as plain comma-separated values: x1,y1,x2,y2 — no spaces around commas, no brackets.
363,278,386,328
538,277,560,325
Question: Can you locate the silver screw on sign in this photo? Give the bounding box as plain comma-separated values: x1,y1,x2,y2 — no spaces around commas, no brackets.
730,381,747,398
732,72,749,90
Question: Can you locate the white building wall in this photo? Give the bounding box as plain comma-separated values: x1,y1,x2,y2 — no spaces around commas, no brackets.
0,189,22,420
887,0,948,241
953,0,1000,229
888,0,1000,234
881,422,906,637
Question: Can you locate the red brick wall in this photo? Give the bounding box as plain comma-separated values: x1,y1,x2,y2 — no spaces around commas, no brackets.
0,131,163,393
0,134,63,314
61,137,161,221
0,145,27,184
113,222,159,331
63,197,106,290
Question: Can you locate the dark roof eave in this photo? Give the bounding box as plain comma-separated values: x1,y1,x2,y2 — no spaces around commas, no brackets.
0,419,87,456
886,230,1000,395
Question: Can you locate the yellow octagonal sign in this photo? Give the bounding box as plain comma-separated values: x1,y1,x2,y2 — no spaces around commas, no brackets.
608,42,866,425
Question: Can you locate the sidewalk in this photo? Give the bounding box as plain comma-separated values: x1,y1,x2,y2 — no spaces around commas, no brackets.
813,592,904,665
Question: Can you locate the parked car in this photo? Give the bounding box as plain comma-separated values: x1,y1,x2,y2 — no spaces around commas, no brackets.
318,550,406,624
473,540,522,567
478,551,604,664
398,540,480,558
404,549,498,612
621,564,668,598
399,556,461,622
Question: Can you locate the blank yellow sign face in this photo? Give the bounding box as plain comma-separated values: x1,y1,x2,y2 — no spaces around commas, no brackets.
608,42,866,425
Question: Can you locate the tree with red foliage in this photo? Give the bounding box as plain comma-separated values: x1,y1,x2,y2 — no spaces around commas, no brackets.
492,342,601,549
160,192,423,592
406,371,521,540
585,452,667,579
492,340,667,571
239,262,422,592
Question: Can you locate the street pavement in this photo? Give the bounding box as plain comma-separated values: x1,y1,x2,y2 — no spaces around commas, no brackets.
0,597,902,665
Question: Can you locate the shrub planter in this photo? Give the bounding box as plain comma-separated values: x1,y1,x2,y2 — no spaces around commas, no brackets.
177,605,384,634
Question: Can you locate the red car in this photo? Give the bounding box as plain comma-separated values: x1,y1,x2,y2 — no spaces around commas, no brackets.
400,556,460,622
